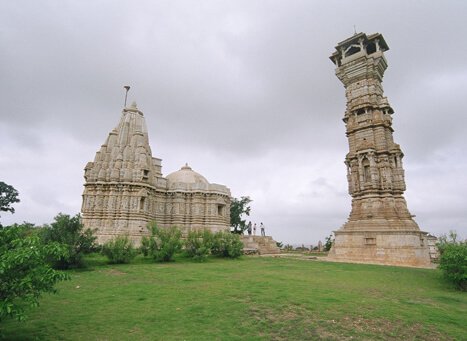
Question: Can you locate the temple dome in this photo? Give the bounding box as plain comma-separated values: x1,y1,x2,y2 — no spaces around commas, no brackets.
166,163,209,185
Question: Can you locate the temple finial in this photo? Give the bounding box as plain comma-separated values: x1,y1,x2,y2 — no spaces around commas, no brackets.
123,85,130,107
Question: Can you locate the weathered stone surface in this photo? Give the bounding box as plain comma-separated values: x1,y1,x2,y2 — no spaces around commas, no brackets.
241,235,281,255
81,102,231,244
328,33,431,267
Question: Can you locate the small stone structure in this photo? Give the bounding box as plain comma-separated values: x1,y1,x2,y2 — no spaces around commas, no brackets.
81,102,231,244
327,33,431,266
241,235,281,255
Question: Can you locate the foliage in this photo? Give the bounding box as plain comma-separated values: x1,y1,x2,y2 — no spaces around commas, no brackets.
212,231,243,258
276,241,283,248
102,235,137,264
41,213,97,269
230,196,252,234
283,244,294,251
324,234,334,252
184,229,214,262
0,224,69,322
0,181,20,222
141,223,182,262
0,182,20,215
437,231,466,291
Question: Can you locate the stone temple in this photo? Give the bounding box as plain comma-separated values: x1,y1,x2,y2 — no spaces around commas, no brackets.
81,102,231,244
328,32,431,266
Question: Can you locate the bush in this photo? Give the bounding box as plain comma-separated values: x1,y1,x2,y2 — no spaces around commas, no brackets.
324,234,334,252
212,231,243,258
184,229,213,262
41,213,97,269
438,231,466,291
102,235,137,264
141,223,182,262
0,225,69,321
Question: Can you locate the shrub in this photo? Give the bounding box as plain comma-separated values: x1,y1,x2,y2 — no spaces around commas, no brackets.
142,223,182,262
102,235,137,264
184,229,213,262
212,231,243,258
41,213,97,269
0,225,69,321
324,234,334,252
438,231,466,291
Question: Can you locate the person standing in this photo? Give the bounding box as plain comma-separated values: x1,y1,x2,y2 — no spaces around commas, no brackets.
247,221,252,235
253,223,257,236
260,222,265,236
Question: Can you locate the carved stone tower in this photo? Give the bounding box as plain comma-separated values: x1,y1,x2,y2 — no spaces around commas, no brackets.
328,33,431,266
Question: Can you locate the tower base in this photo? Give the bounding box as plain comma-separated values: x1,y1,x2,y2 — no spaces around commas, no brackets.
328,229,432,267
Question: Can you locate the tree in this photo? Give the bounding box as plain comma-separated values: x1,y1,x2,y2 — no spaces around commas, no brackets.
0,224,69,321
324,234,334,252
0,182,20,222
41,213,97,269
437,231,466,291
230,196,252,234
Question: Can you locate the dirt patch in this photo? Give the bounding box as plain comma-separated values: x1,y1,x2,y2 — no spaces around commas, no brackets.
247,303,448,340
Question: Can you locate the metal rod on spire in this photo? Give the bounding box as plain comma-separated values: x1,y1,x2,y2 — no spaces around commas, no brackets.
124,85,130,107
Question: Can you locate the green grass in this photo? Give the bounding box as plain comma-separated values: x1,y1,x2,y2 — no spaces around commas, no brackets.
2,255,466,340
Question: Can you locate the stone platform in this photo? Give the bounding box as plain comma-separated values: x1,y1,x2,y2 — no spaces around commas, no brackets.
328,229,432,267
240,235,281,255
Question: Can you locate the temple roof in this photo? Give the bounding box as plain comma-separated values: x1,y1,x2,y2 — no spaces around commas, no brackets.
166,163,209,185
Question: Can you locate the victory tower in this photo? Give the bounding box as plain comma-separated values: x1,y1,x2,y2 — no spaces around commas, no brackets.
328,33,430,266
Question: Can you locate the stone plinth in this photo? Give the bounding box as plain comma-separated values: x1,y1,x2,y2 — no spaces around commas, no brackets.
241,235,281,255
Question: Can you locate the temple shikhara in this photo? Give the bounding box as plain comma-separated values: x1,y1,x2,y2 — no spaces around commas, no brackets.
81,102,231,244
328,32,431,266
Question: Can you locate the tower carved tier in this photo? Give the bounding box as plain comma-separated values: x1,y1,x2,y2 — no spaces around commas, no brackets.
81,102,231,244
327,33,430,266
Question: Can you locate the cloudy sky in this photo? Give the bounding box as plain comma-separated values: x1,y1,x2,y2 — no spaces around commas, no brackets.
1,1,466,245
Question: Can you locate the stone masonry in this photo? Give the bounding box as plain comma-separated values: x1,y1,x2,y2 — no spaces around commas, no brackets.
81,102,231,244
327,33,431,266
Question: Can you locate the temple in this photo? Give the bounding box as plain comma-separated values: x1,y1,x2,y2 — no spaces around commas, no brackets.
81,102,231,244
328,33,431,266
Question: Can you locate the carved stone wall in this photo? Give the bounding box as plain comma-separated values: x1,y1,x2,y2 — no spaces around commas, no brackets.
328,33,431,266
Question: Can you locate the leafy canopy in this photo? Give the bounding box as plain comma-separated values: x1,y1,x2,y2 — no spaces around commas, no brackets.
0,224,69,321
230,196,252,234
41,213,97,269
0,181,20,221
437,230,466,291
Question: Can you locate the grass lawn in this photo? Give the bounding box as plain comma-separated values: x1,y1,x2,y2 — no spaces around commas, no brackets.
1,255,466,340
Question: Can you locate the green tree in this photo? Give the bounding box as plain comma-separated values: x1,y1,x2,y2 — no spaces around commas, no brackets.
0,224,69,322
324,234,334,252
0,182,20,224
230,196,252,234
437,231,466,291
41,213,97,269
141,223,182,262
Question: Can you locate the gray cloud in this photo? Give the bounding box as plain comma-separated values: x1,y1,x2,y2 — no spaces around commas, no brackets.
1,0,466,243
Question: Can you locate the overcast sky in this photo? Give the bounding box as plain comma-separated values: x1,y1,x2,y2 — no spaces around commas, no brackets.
1,1,466,245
